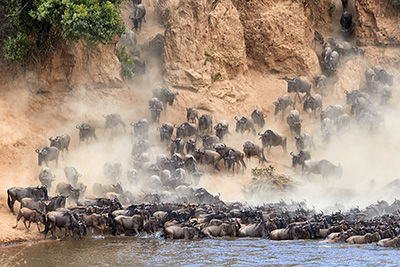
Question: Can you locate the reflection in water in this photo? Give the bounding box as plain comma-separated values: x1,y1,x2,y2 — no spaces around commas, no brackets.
1,236,399,266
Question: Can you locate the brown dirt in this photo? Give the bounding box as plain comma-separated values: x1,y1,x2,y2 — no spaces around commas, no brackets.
0,0,399,244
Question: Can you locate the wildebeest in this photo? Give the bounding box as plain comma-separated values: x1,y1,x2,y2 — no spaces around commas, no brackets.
36,146,59,167
55,182,82,204
340,12,352,32
335,113,351,132
286,110,302,138
303,94,322,119
13,208,45,232
20,197,47,213
344,89,370,105
194,149,221,171
185,138,197,154
284,77,311,104
131,118,149,139
320,105,343,121
132,139,152,157
39,167,56,191
76,123,98,144
170,138,185,156
321,118,335,144
251,109,267,129
290,150,311,171
243,141,267,164
225,149,247,174
303,159,343,180
149,97,163,123
341,0,348,9
274,94,294,121
7,186,48,213
93,182,124,197
380,87,392,105
258,129,287,153
198,114,213,134
103,114,126,132
131,4,146,32
158,123,174,143
294,134,315,152
200,135,220,149
175,122,197,139
49,134,70,157
152,86,178,109
64,166,81,187
44,211,87,239
186,108,199,123
214,120,229,141
84,213,108,235
351,97,370,117
373,66,394,86
314,75,327,96
234,116,256,135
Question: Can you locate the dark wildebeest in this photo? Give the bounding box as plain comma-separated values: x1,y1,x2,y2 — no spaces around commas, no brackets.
186,108,199,123
45,211,87,239
185,139,197,154
198,114,213,134
303,160,342,180
351,97,370,117
13,208,45,232
372,66,394,86
258,129,287,154
214,120,229,141
341,0,348,9
158,123,174,144
251,109,267,130
131,4,146,32
294,134,315,152
153,86,178,110
7,186,48,214
39,167,56,191
243,141,267,164
225,149,247,174
36,146,59,167
49,134,70,158
284,77,311,104
20,198,47,213
56,182,82,204
76,123,98,144
131,118,149,139
286,110,302,138
340,12,352,33
149,97,163,123
234,116,256,135
303,94,323,119
103,114,126,132
175,122,197,139
290,150,311,171
46,195,68,212
63,166,81,187
274,94,294,121
200,135,220,149
170,138,185,156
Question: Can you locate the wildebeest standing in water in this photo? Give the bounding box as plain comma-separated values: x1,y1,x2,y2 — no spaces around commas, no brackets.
103,114,126,132
131,4,146,32
76,123,98,145
36,146,59,167
49,134,70,158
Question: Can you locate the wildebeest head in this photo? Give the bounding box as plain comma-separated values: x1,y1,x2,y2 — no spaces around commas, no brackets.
285,77,298,93
234,116,247,133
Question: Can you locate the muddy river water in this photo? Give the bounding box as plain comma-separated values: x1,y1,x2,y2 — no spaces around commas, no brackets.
1,235,398,266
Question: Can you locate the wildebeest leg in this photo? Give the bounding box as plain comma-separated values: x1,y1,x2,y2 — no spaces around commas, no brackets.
13,210,23,228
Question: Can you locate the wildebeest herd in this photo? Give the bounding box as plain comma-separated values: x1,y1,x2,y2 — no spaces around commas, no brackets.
5,0,400,248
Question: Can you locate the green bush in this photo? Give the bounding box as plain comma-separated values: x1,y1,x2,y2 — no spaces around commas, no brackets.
1,0,125,62
393,0,400,7
329,2,336,16
214,72,222,81
3,33,31,62
117,46,135,79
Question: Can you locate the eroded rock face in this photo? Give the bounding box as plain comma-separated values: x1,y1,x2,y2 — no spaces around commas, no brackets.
160,0,247,92
355,1,400,46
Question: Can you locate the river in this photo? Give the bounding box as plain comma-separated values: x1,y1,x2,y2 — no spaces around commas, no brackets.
1,235,398,266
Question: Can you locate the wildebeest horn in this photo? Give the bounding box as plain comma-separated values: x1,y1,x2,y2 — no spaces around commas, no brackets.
130,122,135,126
290,152,294,156
344,90,348,94
76,124,80,129
258,132,261,136
234,116,239,121
103,114,107,118
49,137,53,141
35,149,40,153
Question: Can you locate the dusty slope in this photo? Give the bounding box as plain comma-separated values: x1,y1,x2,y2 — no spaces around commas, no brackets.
0,0,399,244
